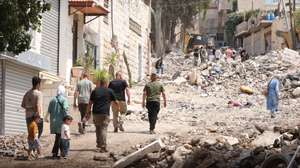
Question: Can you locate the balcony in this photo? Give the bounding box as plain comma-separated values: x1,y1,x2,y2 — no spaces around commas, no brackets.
235,21,249,37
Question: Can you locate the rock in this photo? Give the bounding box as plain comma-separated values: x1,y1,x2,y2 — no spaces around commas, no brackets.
283,133,294,141
173,77,187,85
157,159,169,168
252,131,281,147
291,81,300,88
171,146,192,168
254,124,266,134
282,48,300,65
240,133,249,139
203,138,217,145
292,87,300,98
183,144,193,150
214,122,226,126
222,136,239,146
166,145,176,155
93,153,109,161
207,126,218,133
172,71,181,80
147,152,160,162
190,138,200,146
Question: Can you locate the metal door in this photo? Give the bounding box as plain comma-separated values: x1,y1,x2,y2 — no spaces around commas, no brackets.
4,61,39,134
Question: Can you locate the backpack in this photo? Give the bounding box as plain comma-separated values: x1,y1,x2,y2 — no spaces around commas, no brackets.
263,80,272,97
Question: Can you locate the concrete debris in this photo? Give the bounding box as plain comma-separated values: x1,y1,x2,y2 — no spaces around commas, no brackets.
252,131,281,147
125,125,300,168
281,48,300,65
121,48,300,168
221,136,239,146
0,135,27,158
292,87,300,98
113,139,165,168
158,48,300,101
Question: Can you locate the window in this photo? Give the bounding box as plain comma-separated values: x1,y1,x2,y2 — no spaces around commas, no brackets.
103,0,109,24
85,41,98,69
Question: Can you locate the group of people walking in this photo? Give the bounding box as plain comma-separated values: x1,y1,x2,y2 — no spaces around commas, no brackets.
21,71,166,159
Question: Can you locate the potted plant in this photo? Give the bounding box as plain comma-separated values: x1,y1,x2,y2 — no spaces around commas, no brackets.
72,57,84,78
72,54,95,79
93,69,111,84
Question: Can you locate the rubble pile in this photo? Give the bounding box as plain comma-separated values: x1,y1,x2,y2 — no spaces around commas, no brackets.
163,49,300,99
117,48,300,168
124,135,256,168
0,135,27,157
124,124,300,168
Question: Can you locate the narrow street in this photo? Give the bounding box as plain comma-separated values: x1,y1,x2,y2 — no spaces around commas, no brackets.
2,0,300,168
2,50,300,167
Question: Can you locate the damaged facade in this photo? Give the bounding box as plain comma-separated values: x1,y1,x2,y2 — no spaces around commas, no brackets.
235,0,300,56
0,0,151,135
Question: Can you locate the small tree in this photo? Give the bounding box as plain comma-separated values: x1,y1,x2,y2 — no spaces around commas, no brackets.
0,0,51,55
104,52,119,80
295,10,300,31
93,69,110,84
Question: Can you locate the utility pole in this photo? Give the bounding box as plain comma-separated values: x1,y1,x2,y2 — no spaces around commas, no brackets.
289,0,297,49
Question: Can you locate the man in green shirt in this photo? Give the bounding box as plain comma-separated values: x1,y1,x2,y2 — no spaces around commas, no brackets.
142,73,167,134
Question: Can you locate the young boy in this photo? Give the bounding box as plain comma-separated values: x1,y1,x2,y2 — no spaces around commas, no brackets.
61,115,73,159
27,115,42,160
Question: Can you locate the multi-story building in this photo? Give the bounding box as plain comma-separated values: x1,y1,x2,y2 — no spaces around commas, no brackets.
235,0,300,55
238,0,300,12
187,0,230,47
98,0,151,81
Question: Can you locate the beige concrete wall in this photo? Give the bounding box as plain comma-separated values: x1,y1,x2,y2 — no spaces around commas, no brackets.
59,0,74,84
271,18,287,49
98,0,151,82
243,29,266,55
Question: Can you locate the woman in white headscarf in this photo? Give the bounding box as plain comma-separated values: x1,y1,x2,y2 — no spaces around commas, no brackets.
46,85,69,158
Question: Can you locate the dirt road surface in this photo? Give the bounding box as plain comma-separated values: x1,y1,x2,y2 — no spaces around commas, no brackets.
1,77,300,168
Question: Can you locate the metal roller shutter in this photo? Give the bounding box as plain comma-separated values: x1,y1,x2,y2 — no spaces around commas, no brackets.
41,0,59,74
0,60,3,135
4,61,39,135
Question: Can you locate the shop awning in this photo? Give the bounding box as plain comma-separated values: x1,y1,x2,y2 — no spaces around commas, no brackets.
69,0,109,16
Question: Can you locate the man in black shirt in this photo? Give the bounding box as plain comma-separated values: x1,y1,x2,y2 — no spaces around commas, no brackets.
85,77,118,152
108,71,131,132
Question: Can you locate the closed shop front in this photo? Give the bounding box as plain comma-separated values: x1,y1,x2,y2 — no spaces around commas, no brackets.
0,60,39,135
